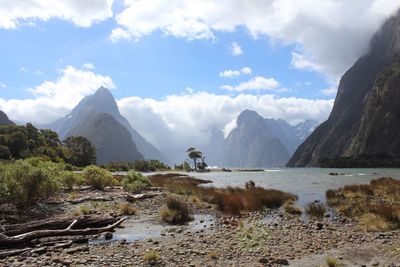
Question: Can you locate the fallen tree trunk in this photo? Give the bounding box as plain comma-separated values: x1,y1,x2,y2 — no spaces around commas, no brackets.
0,241,74,259
126,192,162,202
3,216,118,236
65,196,113,204
0,217,126,247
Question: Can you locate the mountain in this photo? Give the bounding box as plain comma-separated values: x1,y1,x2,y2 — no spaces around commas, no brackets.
223,110,290,168
199,125,225,167
264,119,318,155
67,112,144,164
49,87,170,164
0,110,14,126
288,11,400,167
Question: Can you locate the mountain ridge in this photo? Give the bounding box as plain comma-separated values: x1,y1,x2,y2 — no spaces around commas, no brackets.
287,10,400,167
0,110,14,126
48,87,171,164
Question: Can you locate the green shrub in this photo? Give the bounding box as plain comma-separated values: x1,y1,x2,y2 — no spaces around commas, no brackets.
122,171,152,194
82,165,113,190
143,250,160,262
60,172,79,191
0,159,63,208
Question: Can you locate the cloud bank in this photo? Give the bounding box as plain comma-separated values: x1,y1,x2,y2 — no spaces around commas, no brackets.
0,0,113,28
0,65,333,161
118,92,333,159
0,66,115,124
111,0,400,77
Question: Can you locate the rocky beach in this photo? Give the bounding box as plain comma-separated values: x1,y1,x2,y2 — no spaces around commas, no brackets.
1,173,399,267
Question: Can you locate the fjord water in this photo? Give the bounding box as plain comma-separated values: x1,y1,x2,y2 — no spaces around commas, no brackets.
189,168,400,207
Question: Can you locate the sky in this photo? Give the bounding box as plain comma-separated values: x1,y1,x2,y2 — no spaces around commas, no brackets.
0,0,400,152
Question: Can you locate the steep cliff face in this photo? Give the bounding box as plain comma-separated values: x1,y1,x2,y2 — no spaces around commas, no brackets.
67,112,144,164
49,87,170,164
345,61,400,159
0,110,14,126
223,110,290,168
288,11,400,167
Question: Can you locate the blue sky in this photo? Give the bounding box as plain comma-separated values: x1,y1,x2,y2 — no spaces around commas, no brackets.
0,0,399,153
0,18,327,101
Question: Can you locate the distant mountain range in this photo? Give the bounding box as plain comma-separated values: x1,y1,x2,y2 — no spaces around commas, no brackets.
47,87,170,164
0,110,14,126
288,10,400,167
201,110,318,168
2,89,319,167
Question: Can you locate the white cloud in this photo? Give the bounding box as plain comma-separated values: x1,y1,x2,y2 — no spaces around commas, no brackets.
241,67,252,75
321,87,337,96
0,82,6,89
112,0,400,77
219,67,252,78
83,63,95,70
291,52,323,72
221,76,279,91
220,70,241,78
0,0,113,29
229,42,243,56
0,65,115,124
117,92,334,161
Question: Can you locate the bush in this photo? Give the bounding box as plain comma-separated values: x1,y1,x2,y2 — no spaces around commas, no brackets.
143,250,160,262
326,177,400,230
0,159,63,208
60,172,79,191
122,171,152,194
82,165,113,190
359,213,390,232
324,256,343,267
118,203,137,215
161,196,193,224
305,202,326,220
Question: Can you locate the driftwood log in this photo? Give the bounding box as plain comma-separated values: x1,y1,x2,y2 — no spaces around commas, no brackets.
126,192,163,202
0,241,74,259
65,196,113,204
0,217,126,247
3,216,119,236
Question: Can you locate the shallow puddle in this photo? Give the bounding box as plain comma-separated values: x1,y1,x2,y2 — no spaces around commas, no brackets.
92,213,216,243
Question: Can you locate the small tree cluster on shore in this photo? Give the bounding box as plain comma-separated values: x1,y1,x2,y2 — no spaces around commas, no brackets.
0,124,96,166
101,160,170,172
186,147,207,171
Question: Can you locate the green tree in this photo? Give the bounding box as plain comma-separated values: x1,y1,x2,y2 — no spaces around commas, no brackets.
0,145,11,159
186,147,205,171
7,131,27,158
40,129,61,147
64,136,96,167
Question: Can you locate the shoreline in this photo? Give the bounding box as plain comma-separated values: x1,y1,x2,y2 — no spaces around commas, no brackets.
0,174,399,266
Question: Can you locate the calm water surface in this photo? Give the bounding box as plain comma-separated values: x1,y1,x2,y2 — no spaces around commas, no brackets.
188,168,400,207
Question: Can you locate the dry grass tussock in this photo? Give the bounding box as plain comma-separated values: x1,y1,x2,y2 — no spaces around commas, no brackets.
326,177,400,231
161,195,193,224
158,178,297,215
284,200,302,216
305,202,326,220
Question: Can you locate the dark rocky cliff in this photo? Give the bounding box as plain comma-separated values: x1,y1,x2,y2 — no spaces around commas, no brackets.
288,11,400,167
0,110,14,126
